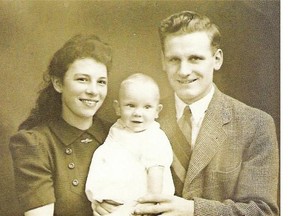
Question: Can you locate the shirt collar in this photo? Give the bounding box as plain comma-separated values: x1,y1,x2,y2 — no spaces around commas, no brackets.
175,85,215,121
49,117,106,146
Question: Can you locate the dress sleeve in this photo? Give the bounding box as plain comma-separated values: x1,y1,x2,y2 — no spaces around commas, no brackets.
9,130,55,212
142,129,173,169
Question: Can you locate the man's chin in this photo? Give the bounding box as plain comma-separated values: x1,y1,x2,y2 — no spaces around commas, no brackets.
176,90,200,104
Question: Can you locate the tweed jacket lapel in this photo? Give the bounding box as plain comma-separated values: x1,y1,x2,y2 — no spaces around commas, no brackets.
159,86,233,193
183,87,232,189
158,100,190,162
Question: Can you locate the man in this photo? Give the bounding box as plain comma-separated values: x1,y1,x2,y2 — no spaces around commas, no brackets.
94,11,279,216
134,10,279,216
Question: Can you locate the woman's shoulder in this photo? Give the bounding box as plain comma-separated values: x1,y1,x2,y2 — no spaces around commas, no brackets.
10,123,52,149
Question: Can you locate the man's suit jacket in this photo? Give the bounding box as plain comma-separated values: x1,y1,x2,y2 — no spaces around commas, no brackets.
159,86,279,215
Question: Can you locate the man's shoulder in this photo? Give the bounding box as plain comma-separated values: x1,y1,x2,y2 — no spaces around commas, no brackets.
223,92,268,112
217,91,274,123
159,89,274,122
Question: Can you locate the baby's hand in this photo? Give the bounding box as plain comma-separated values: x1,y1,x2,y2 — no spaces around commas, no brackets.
91,199,123,216
105,201,138,216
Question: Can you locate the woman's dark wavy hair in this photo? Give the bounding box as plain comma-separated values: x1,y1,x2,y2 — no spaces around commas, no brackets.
19,34,112,130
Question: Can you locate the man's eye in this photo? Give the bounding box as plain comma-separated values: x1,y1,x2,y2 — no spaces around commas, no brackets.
168,57,180,63
189,56,202,62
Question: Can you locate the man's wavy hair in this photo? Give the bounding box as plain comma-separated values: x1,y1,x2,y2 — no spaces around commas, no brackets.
159,11,221,53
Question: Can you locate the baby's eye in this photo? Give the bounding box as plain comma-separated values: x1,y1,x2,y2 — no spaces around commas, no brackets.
144,105,152,109
126,104,135,108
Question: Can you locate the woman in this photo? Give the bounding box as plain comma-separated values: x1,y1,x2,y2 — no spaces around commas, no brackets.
9,34,112,216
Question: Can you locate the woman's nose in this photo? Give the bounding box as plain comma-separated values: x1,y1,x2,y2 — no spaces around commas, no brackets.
86,82,98,95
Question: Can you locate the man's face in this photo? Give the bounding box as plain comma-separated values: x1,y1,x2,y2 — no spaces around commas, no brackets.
162,31,223,104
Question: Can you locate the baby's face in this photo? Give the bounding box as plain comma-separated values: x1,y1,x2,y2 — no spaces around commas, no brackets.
117,83,162,132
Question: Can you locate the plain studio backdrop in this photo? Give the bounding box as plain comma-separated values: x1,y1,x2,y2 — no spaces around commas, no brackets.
0,1,279,215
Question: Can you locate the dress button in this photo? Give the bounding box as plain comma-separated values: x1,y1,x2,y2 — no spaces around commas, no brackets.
65,148,73,155
68,163,75,169
72,179,79,186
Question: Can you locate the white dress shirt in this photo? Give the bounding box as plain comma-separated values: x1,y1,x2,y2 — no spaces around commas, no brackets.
175,85,215,147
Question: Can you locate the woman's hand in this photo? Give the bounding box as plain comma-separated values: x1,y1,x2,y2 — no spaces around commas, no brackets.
24,203,54,216
134,194,194,216
91,200,122,216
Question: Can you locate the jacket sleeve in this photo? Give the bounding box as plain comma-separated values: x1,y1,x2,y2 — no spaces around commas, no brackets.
193,113,279,216
9,130,55,212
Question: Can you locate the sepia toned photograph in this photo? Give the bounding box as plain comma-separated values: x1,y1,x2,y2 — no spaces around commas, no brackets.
0,1,281,215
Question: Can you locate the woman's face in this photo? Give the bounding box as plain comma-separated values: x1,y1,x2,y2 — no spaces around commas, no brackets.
53,58,108,128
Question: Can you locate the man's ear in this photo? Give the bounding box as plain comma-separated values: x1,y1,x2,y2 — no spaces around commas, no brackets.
213,49,223,71
113,100,121,116
155,104,163,119
51,76,63,93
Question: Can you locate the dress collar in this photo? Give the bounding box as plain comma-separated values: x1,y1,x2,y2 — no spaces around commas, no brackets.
49,117,106,146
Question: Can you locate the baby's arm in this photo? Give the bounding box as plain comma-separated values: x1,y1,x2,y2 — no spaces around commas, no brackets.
143,127,175,196
147,165,164,194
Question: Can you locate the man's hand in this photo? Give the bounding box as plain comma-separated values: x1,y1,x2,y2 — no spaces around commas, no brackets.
134,194,194,216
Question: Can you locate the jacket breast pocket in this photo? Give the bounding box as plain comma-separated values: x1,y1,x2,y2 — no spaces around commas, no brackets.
208,161,242,198
212,161,242,182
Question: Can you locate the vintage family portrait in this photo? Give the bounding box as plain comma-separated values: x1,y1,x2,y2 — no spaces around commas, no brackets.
0,1,281,215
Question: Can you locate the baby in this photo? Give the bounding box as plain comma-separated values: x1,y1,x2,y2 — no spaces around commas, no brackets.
85,73,175,215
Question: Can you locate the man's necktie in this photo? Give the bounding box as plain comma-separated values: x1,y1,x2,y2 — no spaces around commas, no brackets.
173,105,192,195
178,105,192,145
